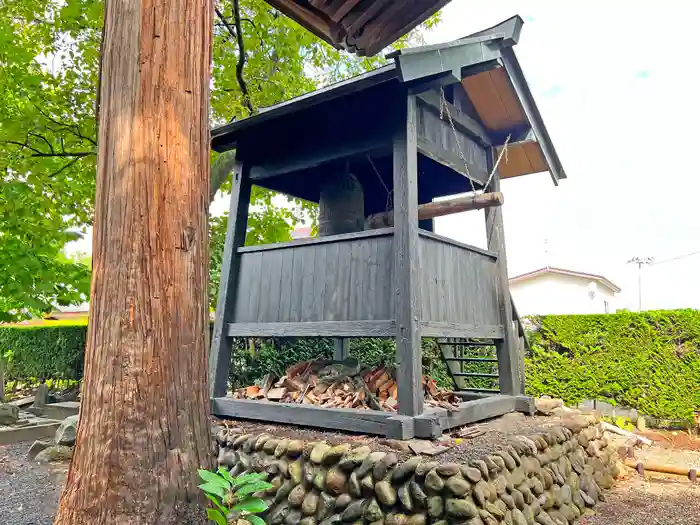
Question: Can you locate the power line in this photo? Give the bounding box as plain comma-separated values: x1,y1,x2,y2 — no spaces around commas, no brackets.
651,250,700,266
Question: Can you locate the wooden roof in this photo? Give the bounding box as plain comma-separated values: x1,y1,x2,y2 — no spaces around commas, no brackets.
212,16,566,187
264,0,451,56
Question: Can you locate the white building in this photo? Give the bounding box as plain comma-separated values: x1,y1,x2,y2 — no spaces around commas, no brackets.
509,267,621,316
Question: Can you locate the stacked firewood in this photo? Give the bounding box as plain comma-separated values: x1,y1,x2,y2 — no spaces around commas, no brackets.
232,359,461,412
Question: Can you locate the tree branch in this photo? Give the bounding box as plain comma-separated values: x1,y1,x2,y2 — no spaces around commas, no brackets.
215,3,254,116
232,0,254,116
28,132,55,154
3,140,44,156
210,150,237,203
49,157,82,178
215,6,237,39
32,103,97,147
30,152,94,158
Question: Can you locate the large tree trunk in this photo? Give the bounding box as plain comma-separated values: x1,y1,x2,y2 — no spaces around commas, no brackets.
53,0,213,523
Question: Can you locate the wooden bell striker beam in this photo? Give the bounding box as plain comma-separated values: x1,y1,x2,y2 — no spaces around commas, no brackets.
365,191,503,229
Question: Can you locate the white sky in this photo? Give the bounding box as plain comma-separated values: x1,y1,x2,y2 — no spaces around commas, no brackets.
71,0,700,311
425,0,700,311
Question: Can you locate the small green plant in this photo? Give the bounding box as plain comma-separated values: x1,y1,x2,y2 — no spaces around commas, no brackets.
198,468,272,525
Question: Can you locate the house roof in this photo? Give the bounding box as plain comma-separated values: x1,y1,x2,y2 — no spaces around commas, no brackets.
509,267,622,293
263,0,451,57
211,15,566,185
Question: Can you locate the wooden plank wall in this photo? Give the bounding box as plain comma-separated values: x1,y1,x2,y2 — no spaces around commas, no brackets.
233,231,394,323
418,232,501,326
415,99,489,184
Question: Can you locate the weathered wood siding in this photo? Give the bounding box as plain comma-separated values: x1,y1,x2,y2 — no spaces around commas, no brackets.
416,96,489,183
232,229,394,323
418,232,500,326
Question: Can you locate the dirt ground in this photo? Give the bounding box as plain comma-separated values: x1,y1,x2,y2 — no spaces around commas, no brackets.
582,473,700,525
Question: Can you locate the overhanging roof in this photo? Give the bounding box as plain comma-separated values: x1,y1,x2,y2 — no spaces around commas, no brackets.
211,15,566,185
509,267,622,293
263,0,452,57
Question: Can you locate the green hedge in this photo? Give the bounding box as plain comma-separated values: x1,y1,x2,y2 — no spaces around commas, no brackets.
525,310,700,422
0,321,453,389
227,337,453,390
0,322,87,380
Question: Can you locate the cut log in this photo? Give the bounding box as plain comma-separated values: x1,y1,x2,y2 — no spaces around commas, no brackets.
365,192,504,229
601,421,652,446
624,458,698,482
235,359,461,412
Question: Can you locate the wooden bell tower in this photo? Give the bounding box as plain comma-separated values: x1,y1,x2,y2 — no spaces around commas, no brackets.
208,16,566,438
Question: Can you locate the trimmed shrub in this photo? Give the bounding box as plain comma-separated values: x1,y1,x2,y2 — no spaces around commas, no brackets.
525,310,700,422
0,321,453,389
228,337,452,390
0,321,88,381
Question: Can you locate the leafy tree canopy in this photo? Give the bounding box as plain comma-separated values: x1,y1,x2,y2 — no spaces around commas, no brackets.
0,0,439,319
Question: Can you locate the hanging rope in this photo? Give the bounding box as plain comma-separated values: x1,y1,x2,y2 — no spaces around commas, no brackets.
438,86,511,193
366,154,393,213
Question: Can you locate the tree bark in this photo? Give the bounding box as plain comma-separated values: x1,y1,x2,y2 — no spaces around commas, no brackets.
53,0,213,524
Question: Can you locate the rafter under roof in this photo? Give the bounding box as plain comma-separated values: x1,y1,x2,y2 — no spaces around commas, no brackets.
263,0,452,56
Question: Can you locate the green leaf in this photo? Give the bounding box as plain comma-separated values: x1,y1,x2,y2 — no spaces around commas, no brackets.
206,508,228,525
199,469,231,490
205,493,228,514
232,498,268,514
234,480,274,497
231,472,267,488
246,515,266,525
198,482,226,498
217,466,234,484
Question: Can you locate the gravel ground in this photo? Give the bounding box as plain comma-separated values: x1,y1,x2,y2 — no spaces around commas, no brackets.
222,411,564,464
0,442,68,525
582,475,700,525
2,416,699,525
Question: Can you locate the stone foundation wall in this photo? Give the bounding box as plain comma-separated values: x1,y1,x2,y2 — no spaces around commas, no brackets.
215,416,617,525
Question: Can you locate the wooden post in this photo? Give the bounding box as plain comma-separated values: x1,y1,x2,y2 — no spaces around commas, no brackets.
210,163,252,398
484,153,521,396
333,339,350,361
393,94,423,417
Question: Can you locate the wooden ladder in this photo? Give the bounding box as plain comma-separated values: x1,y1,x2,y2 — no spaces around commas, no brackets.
438,294,529,395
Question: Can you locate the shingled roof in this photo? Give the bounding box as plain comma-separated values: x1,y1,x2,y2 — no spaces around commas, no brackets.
264,0,451,56
212,15,566,186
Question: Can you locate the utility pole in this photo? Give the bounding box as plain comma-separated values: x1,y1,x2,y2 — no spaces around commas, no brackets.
627,256,654,311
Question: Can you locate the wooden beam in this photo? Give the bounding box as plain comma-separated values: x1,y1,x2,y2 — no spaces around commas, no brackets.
484,156,521,396
416,91,491,147
365,192,503,229
393,94,423,418
418,230,497,259
263,0,343,50
417,138,487,185
212,398,403,436
392,38,503,84
500,48,566,184
438,396,517,430
247,133,392,181
420,322,504,339
227,320,397,338
362,0,453,57
455,391,534,414
209,164,252,399
413,408,447,439
237,227,394,253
